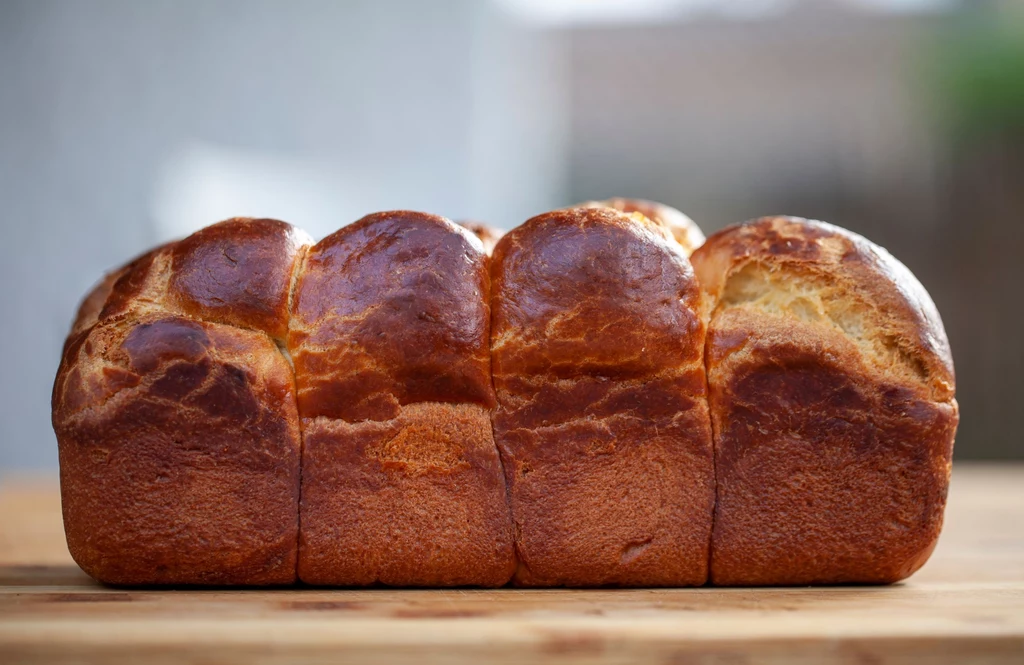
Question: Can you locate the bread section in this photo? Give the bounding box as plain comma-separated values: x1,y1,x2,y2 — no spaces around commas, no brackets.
52,218,307,585
288,211,515,586
489,207,715,586
691,216,958,584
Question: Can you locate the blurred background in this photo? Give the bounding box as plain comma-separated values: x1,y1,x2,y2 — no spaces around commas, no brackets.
0,0,1021,469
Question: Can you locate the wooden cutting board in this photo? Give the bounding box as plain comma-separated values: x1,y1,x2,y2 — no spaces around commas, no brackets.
1,464,1022,664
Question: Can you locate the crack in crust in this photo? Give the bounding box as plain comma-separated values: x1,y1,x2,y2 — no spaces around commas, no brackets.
695,216,955,403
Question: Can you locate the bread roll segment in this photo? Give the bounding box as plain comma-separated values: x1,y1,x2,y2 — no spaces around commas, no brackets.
289,211,515,586
490,207,715,586
692,216,958,585
52,218,306,585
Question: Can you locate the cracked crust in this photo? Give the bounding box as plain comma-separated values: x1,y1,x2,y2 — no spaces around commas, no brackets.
52,218,308,586
490,207,714,586
691,216,958,585
289,210,515,587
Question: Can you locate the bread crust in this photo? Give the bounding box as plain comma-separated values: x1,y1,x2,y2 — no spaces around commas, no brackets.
299,403,514,586
490,207,714,586
53,209,958,588
574,198,705,256
52,219,307,585
290,211,494,422
289,210,515,586
691,216,958,585
168,218,312,340
69,243,172,339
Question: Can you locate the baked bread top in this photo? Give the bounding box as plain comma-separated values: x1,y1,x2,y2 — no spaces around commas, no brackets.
56,218,310,423
289,211,495,423
491,206,704,381
575,198,705,256
691,216,954,403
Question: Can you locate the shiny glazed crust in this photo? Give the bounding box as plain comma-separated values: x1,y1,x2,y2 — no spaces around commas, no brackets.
490,207,714,586
52,219,307,585
289,211,515,586
691,216,958,585
53,205,958,588
575,198,705,256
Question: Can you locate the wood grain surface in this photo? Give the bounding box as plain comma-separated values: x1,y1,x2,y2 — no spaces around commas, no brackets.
0,464,1022,664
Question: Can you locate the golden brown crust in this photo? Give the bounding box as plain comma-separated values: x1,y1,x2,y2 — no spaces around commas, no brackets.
168,218,311,340
52,219,308,586
54,208,959,588
492,208,704,380
69,243,173,338
97,244,174,324
574,198,705,256
490,207,714,586
692,216,954,399
290,211,494,423
299,404,515,586
691,216,958,585
71,275,118,337
289,210,515,586
53,315,300,585
456,220,505,255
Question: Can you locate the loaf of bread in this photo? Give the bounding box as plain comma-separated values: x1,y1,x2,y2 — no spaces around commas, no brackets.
690,216,958,584
53,204,956,587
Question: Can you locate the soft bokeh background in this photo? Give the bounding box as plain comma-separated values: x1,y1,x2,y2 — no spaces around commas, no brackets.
1,0,1021,469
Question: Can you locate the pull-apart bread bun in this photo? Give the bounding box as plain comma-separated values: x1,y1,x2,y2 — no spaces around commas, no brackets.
52,219,309,585
691,216,958,585
490,207,715,586
289,211,515,586
575,198,705,256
